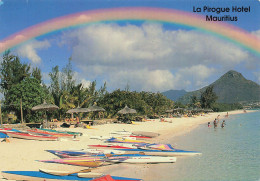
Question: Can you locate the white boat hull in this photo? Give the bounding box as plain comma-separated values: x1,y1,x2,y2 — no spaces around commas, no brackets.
109,156,176,163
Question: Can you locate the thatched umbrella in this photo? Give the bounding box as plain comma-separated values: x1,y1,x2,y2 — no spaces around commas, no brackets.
32,100,59,128
117,105,137,123
87,105,106,112
66,107,91,124
32,100,59,111
87,104,106,119
118,105,137,114
165,109,173,118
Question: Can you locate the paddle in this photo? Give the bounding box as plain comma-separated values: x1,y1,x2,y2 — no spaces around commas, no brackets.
39,168,92,176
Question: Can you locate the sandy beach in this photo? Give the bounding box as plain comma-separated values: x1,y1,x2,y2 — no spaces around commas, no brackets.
0,110,250,180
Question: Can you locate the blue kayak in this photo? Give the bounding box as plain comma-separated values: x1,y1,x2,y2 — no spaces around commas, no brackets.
1,171,142,181
46,150,154,158
0,132,9,138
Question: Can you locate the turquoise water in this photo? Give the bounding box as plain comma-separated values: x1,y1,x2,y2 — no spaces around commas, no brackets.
167,111,260,181
105,111,260,181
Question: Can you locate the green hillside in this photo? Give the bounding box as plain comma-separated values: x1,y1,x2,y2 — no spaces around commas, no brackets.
161,89,187,101
178,70,260,104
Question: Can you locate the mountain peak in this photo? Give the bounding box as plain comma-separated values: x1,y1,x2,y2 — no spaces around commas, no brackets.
222,70,243,79
178,70,260,104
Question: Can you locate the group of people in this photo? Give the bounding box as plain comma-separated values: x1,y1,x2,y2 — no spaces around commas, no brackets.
208,114,226,128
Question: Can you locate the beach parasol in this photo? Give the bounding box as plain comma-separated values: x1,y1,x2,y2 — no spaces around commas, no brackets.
117,105,137,123
66,106,91,121
165,109,173,118
32,100,59,111
87,104,106,120
118,105,137,114
87,105,106,112
32,100,59,128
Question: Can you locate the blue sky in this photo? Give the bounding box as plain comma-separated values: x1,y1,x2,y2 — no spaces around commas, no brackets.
0,0,259,92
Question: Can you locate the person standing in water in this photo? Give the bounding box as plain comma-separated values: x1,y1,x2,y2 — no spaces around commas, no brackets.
213,119,217,128
225,112,229,117
208,122,211,127
221,120,226,128
217,115,221,123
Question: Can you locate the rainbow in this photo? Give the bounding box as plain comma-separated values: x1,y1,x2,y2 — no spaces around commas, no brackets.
0,7,259,56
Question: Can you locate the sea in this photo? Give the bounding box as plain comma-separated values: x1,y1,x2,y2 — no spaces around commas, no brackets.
155,110,260,181
105,111,260,181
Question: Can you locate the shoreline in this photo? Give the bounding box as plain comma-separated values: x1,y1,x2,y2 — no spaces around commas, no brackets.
0,109,255,179
95,110,255,179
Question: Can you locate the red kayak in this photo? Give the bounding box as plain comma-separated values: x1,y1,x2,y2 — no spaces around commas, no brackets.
0,130,58,141
27,129,74,137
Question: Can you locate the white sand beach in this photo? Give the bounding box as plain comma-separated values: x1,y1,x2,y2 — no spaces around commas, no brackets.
0,110,250,180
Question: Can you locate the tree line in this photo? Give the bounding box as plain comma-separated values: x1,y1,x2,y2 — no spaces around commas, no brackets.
0,51,175,123
1,51,237,124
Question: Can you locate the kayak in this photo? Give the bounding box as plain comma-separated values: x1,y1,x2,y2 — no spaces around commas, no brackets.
88,144,136,150
1,128,23,132
108,155,177,164
0,130,58,141
0,132,9,141
1,171,142,181
39,128,82,136
39,157,106,167
116,148,202,156
105,138,147,144
38,169,103,178
28,129,74,137
0,132,9,137
110,130,132,136
46,149,127,158
89,143,176,151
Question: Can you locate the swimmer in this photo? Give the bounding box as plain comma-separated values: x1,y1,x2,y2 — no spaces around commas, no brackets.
208,122,211,127
221,120,226,128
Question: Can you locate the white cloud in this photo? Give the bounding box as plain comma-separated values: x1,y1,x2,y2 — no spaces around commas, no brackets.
42,71,92,89
16,39,50,64
107,69,181,92
59,23,259,91
73,72,91,88
178,65,216,89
